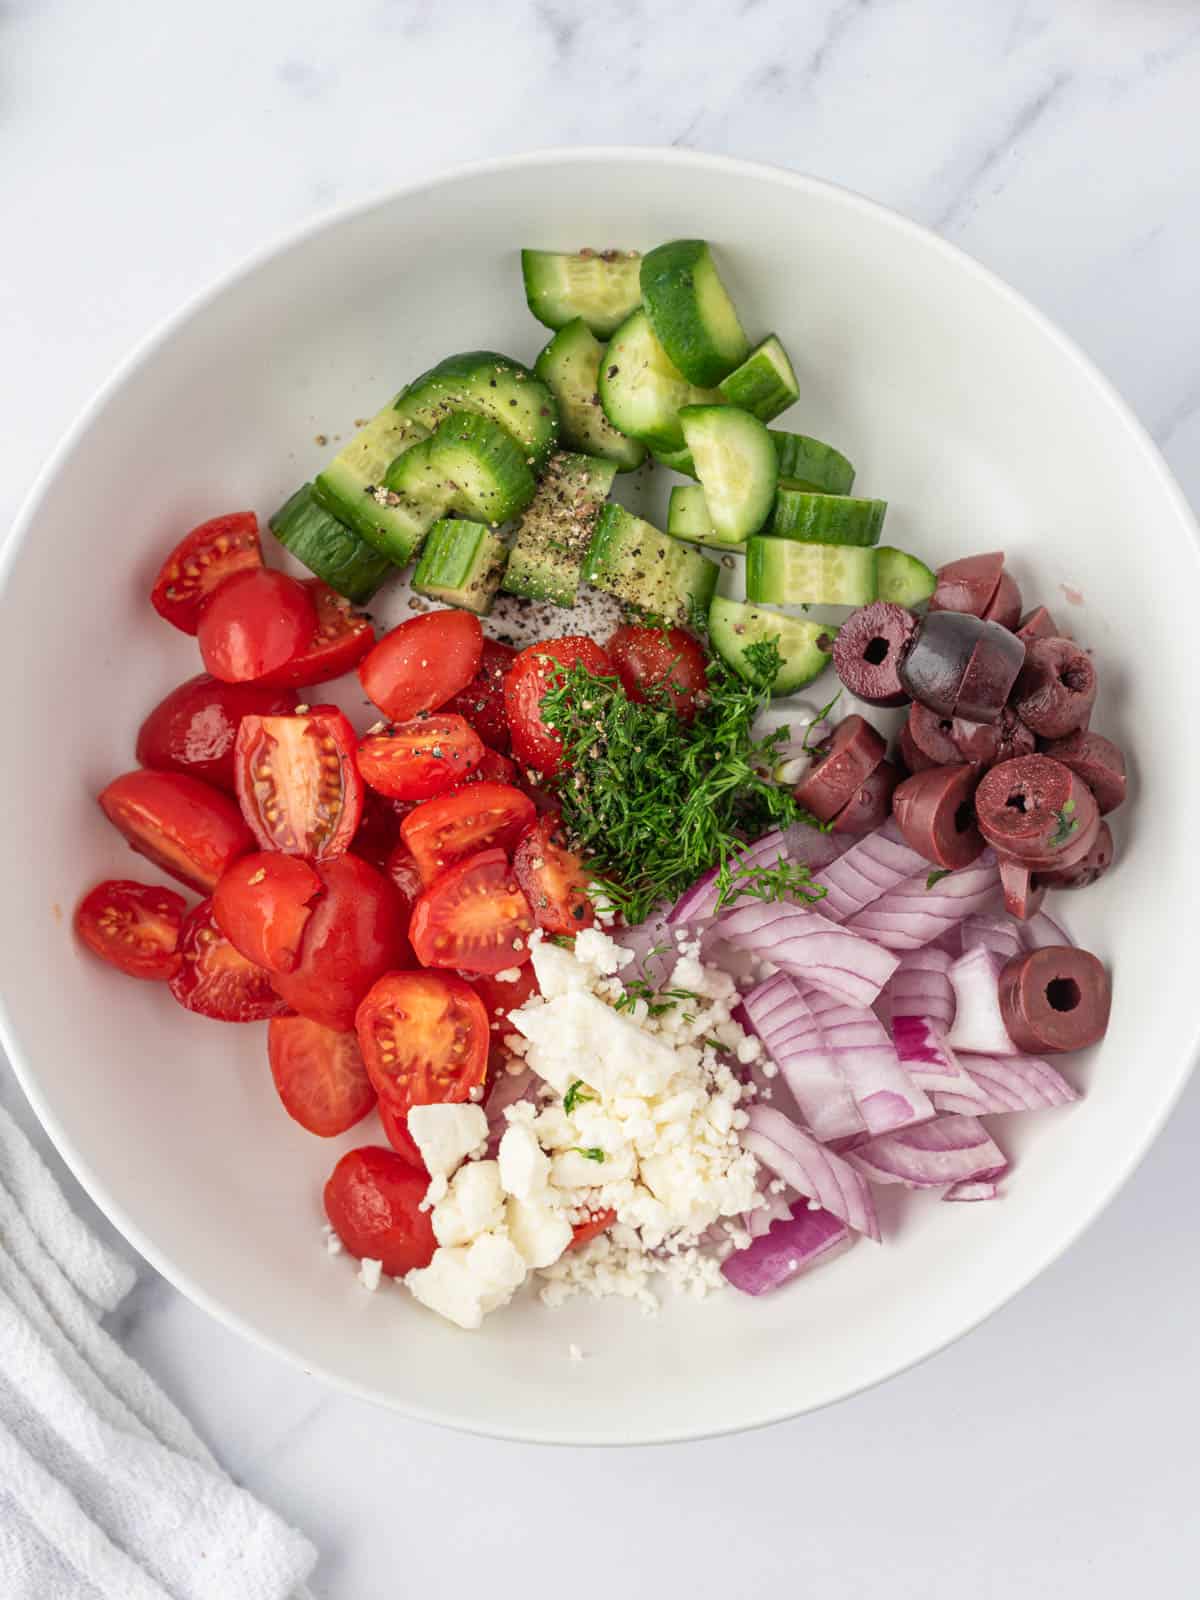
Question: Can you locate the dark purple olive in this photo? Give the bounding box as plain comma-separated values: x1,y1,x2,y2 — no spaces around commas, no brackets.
930,552,1004,618
999,946,1111,1054
1016,605,1058,644
1041,729,1126,815
831,759,900,834
795,715,887,823
981,571,1022,630
953,625,1026,724
832,603,918,707
892,764,984,869
1011,636,1097,738
951,706,1036,768
998,857,1046,921
1040,819,1114,889
899,611,1023,719
896,720,938,775
975,755,1100,869
908,703,959,764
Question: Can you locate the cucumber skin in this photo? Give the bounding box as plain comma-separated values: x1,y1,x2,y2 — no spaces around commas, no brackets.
717,336,799,422
394,350,559,471
768,490,887,548
413,520,507,616
503,452,616,608
270,485,392,605
598,309,721,453
653,444,698,477
876,546,936,608
680,403,777,544
314,409,432,564
639,240,750,387
708,596,836,697
384,411,537,524
534,320,646,472
745,538,878,608
584,503,718,627
521,250,642,339
770,432,856,496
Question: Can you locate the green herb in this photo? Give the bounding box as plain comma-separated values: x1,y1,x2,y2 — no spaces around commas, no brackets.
802,690,842,753
714,855,828,912
703,1036,724,1051
742,637,783,687
613,978,677,1018
571,1146,606,1163
563,1080,594,1115
550,934,575,949
926,868,953,889
1051,798,1078,848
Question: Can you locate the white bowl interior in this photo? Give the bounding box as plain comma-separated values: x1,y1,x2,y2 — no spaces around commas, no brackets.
2,151,1197,1443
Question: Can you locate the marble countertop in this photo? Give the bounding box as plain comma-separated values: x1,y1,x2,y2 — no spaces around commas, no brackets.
3,2,1199,1594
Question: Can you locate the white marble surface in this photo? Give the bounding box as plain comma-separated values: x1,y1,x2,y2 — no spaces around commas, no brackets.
3,1,1200,1594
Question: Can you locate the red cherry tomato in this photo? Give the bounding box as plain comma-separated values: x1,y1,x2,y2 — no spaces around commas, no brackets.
358,610,483,723
607,625,708,720
256,580,375,689
350,787,404,870
271,853,411,1031
150,511,262,635
136,674,298,794
168,898,288,1021
569,1208,616,1250
384,842,425,902
74,879,188,981
197,568,317,684
323,1146,435,1275
513,813,595,935
444,638,517,751
212,852,323,974
503,637,614,777
409,847,535,975
355,970,489,1125
98,770,253,893
458,748,519,787
267,1015,376,1137
234,706,363,860
377,1100,427,1170
401,782,536,885
357,714,483,802
470,962,540,1022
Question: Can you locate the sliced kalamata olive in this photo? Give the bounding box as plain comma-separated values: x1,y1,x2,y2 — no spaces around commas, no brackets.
1040,819,1114,889
909,703,960,765
1011,636,1097,738
998,946,1111,1054
930,552,1005,618
892,764,985,870
899,612,991,717
998,857,1046,921
953,624,1026,724
951,706,1036,768
1041,729,1127,815
975,755,1100,868
1016,605,1058,644
981,571,1022,630
794,715,887,822
832,603,918,707
831,759,900,834
896,721,937,775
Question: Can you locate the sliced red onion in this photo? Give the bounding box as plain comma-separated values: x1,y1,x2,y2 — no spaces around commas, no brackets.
810,818,930,925
784,821,851,873
800,985,935,1136
950,1051,1079,1114
847,1115,1008,1189
945,944,1018,1057
845,853,1001,951
890,1015,988,1110
612,906,675,990
1022,909,1075,950
944,1179,1001,1202
667,830,792,925
722,1204,853,1295
875,947,956,1031
745,1183,795,1239
741,974,865,1143
744,1105,881,1240
960,914,1023,964
718,901,900,1008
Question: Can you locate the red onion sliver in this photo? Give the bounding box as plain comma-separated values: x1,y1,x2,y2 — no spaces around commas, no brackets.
944,1179,1001,1202
890,1015,989,1109
722,1204,854,1295
875,947,956,1032
945,944,1018,1057
744,1106,881,1240
801,985,935,1137
846,1114,1008,1189
952,1051,1079,1114
845,853,1001,950
718,901,900,1008
810,818,930,925
784,821,851,873
745,1184,794,1239
1022,909,1076,950
960,914,1023,964
741,974,865,1143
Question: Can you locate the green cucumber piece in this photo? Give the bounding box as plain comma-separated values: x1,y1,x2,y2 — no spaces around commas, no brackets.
746,539,877,608
667,484,718,545
679,404,777,543
384,411,536,524
503,452,617,607
769,490,886,547
770,432,856,496
639,240,750,387
394,351,558,470
708,596,836,696
652,444,697,477
270,485,392,604
584,503,718,627
412,520,508,615
313,406,432,563
717,336,799,422
521,249,642,338
876,546,936,608
598,309,721,453
534,320,646,472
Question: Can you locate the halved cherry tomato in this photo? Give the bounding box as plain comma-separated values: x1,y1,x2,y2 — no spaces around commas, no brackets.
351,787,404,870
355,971,489,1125
197,568,317,684
74,879,188,981
458,748,519,787
150,511,262,635
212,852,323,973
357,714,483,802
444,638,516,751
98,770,253,893
168,898,288,1021
271,853,410,1031
377,1100,427,1170
409,847,535,975
136,674,298,794
569,1208,616,1250
323,1146,435,1275
470,962,540,1022
401,782,536,884
234,706,363,859
358,610,483,723
267,1015,376,1137
513,813,595,935
607,625,708,720
503,637,614,777
384,842,425,903
256,580,375,689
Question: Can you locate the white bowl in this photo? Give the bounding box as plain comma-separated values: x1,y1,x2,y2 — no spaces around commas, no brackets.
2,149,1197,1445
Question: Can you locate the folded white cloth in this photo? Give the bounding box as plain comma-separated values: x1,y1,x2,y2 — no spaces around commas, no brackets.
0,1102,318,1599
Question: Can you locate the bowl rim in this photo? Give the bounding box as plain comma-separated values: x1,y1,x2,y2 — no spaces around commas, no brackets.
3,145,1198,1446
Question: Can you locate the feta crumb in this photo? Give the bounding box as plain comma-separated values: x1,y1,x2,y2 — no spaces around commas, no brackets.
407,1103,488,1179
568,1343,584,1363
432,1161,505,1248
322,1223,344,1256
507,1196,573,1267
358,1257,383,1292
406,1232,527,1330
493,967,523,983
498,1123,550,1199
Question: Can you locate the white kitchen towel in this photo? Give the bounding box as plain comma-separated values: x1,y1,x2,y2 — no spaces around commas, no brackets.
0,1102,318,1600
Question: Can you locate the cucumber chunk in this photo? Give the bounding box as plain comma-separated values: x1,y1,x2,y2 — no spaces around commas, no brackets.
746,539,878,608
679,404,777,543
717,336,799,422
770,432,856,495
598,309,721,453
652,444,697,477
521,249,642,338
313,405,432,563
769,490,886,547
503,452,617,607
412,520,508,615
534,319,646,472
639,240,750,387
394,351,558,470
708,596,836,696
384,411,537,524
876,545,936,608
270,484,392,604
584,502,718,627
667,484,717,544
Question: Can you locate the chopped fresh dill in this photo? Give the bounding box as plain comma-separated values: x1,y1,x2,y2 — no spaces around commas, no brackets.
741,637,784,687
571,1146,606,1163
926,868,953,889
803,689,842,752
1051,798,1078,848
714,855,828,912
563,1080,594,1115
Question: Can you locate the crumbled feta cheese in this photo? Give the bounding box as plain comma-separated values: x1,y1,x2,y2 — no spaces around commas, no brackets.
406,1232,528,1330
407,1103,488,1178
568,1343,584,1363
507,1196,573,1267
322,1223,344,1256
498,1123,550,1199
358,1257,383,1292
432,1161,505,1248
493,967,523,983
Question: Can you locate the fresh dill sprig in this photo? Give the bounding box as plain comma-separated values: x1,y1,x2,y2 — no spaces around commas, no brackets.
925,868,953,889
714,856,828,912
1051,798,1078,848
803,689,842,752
563,1080,594,1115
